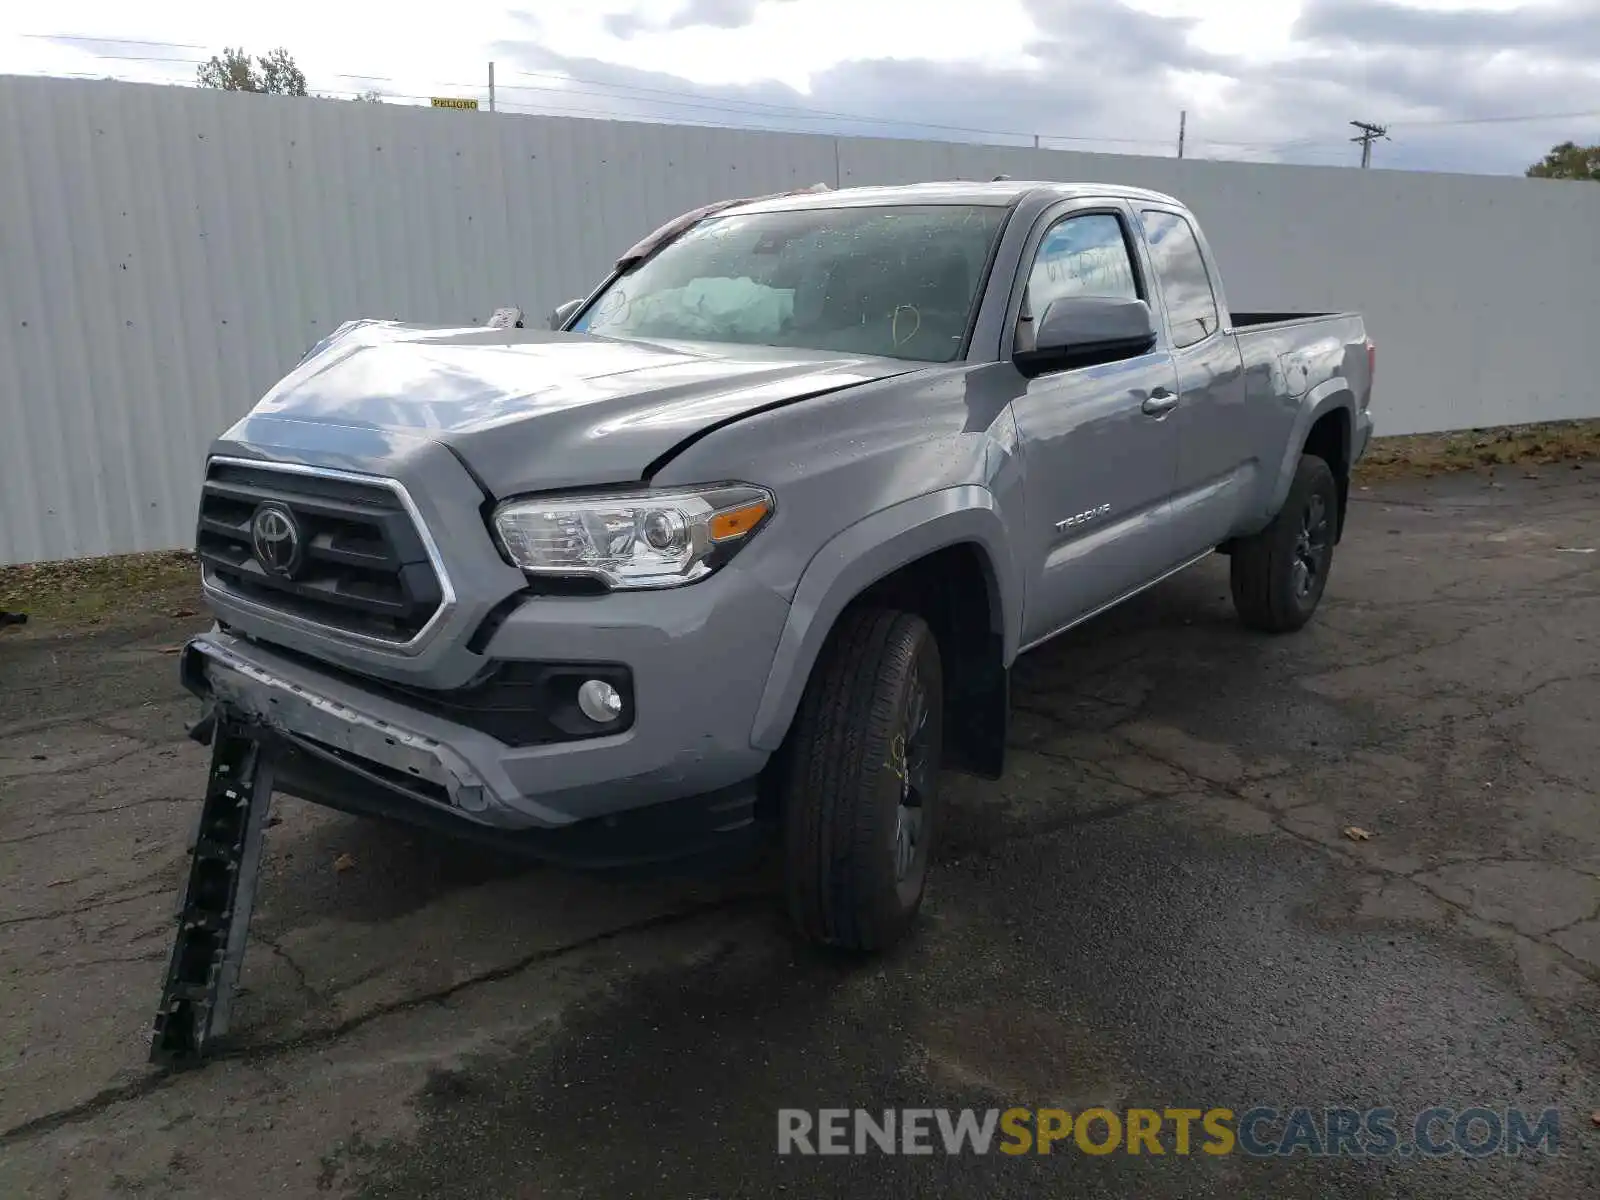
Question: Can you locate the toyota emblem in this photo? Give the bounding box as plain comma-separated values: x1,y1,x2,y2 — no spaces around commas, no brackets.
250,502,304,578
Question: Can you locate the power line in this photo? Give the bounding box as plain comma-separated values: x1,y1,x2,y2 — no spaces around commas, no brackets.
1350,119,1389,168
502,68,1175,148
62,53,207,65
1388,109,1600,129
23,33,210,50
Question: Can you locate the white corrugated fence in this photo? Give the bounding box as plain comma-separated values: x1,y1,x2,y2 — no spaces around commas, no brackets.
2,75,1597,565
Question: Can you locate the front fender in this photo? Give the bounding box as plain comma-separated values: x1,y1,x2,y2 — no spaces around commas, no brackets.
1264,381,1354,520
748,486,1020,752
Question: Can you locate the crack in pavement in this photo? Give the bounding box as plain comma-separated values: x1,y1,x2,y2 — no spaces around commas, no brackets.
1500,670,1600,708
0,882,175,930
1433,560,1600,605
0,823,94,847
25,949,169,977
1097,732,1600,985
255,933,327,1010
1507,740,1593,795
0,891,766,1148
0,745,155,782
80,717,173,748
1543,899,1600,937
76,797,194,817
1304,613,1516,675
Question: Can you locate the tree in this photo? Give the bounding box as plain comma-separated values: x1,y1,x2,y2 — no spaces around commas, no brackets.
195,46,308,96
353,88,385,103
195,47,254,92
1525,141,1600,181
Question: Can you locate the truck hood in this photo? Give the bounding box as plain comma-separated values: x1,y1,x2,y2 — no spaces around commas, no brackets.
238,321,914,496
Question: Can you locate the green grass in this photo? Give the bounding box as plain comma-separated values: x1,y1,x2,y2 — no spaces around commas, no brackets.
0,549,203,630
1357,419,1600,482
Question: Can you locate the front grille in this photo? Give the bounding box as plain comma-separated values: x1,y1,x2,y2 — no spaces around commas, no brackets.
196,461,444,643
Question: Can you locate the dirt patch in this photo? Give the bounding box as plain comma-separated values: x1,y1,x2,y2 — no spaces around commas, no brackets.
1357,419,1600,482
0,550,203,633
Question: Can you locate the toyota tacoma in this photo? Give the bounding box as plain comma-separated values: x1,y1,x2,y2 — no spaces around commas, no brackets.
181,180,1374,951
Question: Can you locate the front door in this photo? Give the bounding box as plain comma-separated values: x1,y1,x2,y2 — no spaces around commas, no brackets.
1006,206,1183,646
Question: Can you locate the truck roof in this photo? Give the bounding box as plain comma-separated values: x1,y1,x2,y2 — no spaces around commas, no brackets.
610,179,1190,272
725,179,1186,213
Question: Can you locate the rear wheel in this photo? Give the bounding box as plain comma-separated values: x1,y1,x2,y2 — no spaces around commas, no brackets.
777,607,943,951
1230,453,1338,633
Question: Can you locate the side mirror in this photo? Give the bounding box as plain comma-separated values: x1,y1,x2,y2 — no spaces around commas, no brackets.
1014,296,1158,376
550,298,584,330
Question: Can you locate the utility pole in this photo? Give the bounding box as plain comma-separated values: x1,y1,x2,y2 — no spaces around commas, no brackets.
488,61,496,112
1177,110,1187,159
1349,120,1388,168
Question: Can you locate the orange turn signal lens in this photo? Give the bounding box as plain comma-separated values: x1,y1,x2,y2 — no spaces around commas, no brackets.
708,501,770,542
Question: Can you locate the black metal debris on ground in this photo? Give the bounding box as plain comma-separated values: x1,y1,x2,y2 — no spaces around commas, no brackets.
149,714,276,1066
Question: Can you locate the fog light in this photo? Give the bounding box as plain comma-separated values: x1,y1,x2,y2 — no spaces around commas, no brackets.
577,679,623,723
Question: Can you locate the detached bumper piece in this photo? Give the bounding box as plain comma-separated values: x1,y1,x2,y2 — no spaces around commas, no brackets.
149,716,275,1066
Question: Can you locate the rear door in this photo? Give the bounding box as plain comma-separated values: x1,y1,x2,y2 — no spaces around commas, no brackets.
1136,206,1251,552
1003,201,1183,647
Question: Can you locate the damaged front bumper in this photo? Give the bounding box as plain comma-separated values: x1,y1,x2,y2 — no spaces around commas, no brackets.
179,631,767,869
184,634,497,814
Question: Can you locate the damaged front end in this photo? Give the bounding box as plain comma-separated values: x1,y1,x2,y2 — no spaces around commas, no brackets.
181,633,495,817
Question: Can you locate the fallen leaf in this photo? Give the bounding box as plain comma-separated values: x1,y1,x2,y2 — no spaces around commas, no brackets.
1592,1111,1600,1129
1343,826,1375,842
333,853,356,873
158,645,182,654
170,608,198,618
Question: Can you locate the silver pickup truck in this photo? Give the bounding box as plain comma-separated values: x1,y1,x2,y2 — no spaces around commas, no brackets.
182,180,1374,952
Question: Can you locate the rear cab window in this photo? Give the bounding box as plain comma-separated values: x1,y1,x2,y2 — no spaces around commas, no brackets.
1138,209,1220,348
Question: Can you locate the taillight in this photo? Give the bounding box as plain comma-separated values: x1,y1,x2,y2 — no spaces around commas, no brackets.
1366,337,1376,379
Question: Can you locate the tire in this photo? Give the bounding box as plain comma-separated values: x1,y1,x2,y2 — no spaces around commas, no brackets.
777,607,944,952
1230,453,1339,633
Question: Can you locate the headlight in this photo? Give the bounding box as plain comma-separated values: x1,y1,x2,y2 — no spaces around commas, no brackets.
492,483,774,590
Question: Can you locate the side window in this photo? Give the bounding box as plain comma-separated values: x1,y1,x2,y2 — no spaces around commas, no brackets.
1139,210,1219,349
1024,212,1140,319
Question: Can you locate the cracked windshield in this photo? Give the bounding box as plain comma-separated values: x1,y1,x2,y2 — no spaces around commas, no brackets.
573,204,1007,361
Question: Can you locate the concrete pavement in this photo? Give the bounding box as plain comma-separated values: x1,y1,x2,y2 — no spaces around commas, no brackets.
2,465,1598,1198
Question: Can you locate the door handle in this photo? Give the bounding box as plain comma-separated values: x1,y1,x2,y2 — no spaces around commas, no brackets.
1141,388,1178,417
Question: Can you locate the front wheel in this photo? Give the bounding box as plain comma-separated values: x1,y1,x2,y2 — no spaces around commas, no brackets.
1230,453,1339,633
777,607,944,952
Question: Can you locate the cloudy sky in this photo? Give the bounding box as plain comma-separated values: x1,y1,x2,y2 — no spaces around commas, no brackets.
2,0,1597,175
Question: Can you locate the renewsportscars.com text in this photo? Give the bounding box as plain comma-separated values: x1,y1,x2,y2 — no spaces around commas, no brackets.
777,1106,1561,1158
